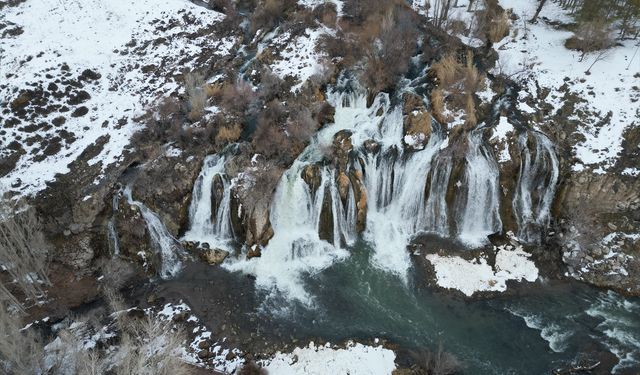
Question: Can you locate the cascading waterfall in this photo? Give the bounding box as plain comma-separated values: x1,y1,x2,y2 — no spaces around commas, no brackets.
422,154,453,235
124,187,183,279
107,190,121,256
227,80,560,303
225,159,350,305
513,131,559,243
457,127,503,247
183,154,234,248
360,133,445,278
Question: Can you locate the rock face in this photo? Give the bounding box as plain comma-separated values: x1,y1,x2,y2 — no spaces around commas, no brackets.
114,197,154,273
33,136,137,272
130,150,205,236
555,171,640,295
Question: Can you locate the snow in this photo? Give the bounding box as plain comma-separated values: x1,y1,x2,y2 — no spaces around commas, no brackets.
268,27,329,92
262,341,396,375
492,116,514,162
0,0,230,196
494,0,640,171
298,0,344,16
426,245,539,296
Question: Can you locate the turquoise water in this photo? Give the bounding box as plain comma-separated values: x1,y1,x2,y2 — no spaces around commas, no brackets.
256,240,640,374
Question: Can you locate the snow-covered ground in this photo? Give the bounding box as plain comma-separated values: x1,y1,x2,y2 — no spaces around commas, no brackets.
426,245,539,296
262,341,397,375
495,0,640,172
264,26,330,92
0,0,232,196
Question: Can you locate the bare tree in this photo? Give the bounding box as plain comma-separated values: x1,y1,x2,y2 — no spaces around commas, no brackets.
530,0,548,23
0,204,51,307
0,302,46,374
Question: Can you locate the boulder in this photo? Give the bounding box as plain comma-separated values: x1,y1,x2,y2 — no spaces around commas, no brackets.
302,164,321,196
332,130,353,171
200,248,229,265
337,171,351,202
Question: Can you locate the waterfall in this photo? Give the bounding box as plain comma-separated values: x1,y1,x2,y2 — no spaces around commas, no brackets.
225,160,350,305
457,128,503,247
107,220,120,256
422,154,453,236
513,131,559,243
183,155,234,248
360,133,444,278
225,81,560,303
124,187,183,279
107,190,121,256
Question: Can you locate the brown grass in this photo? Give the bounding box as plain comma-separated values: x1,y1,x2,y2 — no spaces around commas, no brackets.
431,54,461,87
430,88,447,123
488,11,510,43
215,123,243,146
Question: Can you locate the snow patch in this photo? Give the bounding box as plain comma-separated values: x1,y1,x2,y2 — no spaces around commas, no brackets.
262,341,396,375
427,245,538,296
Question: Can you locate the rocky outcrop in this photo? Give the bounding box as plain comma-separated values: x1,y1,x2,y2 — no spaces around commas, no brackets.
302,164,321,196
332,130,353,171
131,150,206,236
555,171,640,295
349,169,367,233
113,197,155,274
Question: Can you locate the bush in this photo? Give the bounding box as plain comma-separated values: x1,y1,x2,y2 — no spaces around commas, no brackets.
0,204,50,308
185,72,207,122
220,80,256,115
487,11,510,43
565,20,614,59
313,2,338,26
0,302,46,374
250,0,297,34
215,123,243,146
360,5,419,93
410,345,461,375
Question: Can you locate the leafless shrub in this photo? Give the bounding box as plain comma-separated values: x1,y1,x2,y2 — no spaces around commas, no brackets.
360,5,419,93
220,80,256,115
115,316,188,375
313,2,337,26
0,302,46,374
565,20,614,61
259,70,285,102
411,344,462,375
0,204,50,308
250,0,297,34
185,72,207,122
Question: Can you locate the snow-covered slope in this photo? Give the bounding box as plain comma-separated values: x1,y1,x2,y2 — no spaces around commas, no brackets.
495,0,639,172
0,0,233,196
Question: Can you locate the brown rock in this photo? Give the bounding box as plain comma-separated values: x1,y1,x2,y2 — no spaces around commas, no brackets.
200,248,229,265
337,172,351,201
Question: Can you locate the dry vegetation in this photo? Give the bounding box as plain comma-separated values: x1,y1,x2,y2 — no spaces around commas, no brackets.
429,51,484,127
0,204,50,310
0,289,190,375
410,344,462,375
